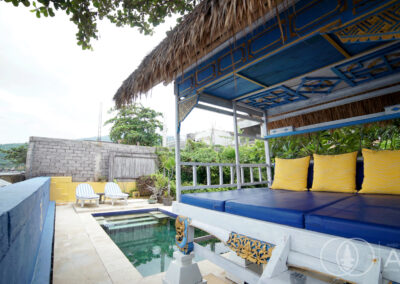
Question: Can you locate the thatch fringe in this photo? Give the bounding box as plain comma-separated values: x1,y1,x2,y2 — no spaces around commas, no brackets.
114,0,286,107
268,92,400,130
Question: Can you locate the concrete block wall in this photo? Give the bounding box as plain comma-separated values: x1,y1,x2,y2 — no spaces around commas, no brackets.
26,137,158,182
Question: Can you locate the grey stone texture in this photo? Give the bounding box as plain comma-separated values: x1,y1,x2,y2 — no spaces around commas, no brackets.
26,137,158,182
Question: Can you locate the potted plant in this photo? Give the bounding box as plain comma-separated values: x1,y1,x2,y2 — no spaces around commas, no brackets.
159,155,175,206
163,189,172,206
148,194,157,204
147,184,161,204
157,193,164,204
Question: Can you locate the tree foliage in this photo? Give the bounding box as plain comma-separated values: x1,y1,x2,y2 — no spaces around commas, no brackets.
3,0,197,49
0,144,28,166
105,104,163,146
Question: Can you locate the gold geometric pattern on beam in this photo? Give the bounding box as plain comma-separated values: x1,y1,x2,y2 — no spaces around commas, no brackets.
335,2,400,43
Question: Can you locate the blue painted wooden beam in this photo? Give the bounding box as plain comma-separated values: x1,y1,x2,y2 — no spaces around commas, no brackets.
265,112,400,139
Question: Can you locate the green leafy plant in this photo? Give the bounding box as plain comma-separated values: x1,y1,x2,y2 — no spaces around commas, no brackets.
156,147,176,197
4,0,197,50
105,104,163,146
152,173,169,191
0,144,28,167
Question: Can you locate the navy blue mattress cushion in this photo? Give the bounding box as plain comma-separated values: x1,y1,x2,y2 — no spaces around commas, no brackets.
305,195,400,248
224,191,354,228
181,188,269,211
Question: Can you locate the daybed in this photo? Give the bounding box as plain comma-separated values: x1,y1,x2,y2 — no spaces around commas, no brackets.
181,161,400,248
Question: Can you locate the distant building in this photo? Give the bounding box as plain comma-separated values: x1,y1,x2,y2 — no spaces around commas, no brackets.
237,119,265,143
166,125,263,148
186,129,233,146
166,136,186,148
238,119,261,136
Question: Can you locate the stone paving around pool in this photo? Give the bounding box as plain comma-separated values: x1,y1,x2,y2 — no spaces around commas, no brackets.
53,201,234,284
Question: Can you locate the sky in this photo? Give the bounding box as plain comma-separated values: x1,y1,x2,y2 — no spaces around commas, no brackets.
0,2,233,144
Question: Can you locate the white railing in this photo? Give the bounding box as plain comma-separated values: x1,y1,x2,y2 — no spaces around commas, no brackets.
240,163,271,187
180,162,270,191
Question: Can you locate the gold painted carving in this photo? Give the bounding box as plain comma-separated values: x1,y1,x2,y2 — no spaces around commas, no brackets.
226,232,275,264
336,3,400,43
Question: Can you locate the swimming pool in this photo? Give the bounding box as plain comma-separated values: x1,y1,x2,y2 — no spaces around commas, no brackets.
94,210,229,277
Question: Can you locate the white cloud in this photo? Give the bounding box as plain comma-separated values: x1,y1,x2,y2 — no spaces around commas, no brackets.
0,3,232,144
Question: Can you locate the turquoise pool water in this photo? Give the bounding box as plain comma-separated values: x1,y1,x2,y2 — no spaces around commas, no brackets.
95,211,229,277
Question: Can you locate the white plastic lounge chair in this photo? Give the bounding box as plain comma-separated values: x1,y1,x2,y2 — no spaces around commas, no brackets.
75,183,99,207
105,182,128,205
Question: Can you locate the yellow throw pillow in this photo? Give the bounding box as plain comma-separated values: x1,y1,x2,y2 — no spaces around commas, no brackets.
271,156,310,191
311,152,357,193
359,149,400,195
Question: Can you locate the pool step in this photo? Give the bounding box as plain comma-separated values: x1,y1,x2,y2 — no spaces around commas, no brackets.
107,220,159,231
101,213,152,222
104,216,156,226
149,212,170,219
98,212,173,232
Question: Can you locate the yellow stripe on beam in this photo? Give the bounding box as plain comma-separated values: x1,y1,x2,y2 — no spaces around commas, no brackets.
321,33,351,58
235,73,269,88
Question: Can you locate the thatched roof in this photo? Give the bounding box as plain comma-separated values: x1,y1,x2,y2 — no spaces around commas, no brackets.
114,0,286,107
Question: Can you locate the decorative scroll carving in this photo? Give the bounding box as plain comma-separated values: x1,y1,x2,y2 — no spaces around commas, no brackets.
332,43,400,86
226,232,275,264
178,94,199,124
238,85,307,109
296,77,342,95
175,216,193,255
335,3,400,43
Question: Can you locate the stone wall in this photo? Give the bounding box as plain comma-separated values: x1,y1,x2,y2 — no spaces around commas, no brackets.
26,137,158,182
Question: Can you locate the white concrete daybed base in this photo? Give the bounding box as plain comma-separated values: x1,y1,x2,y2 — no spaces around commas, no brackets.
172,202,400,284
